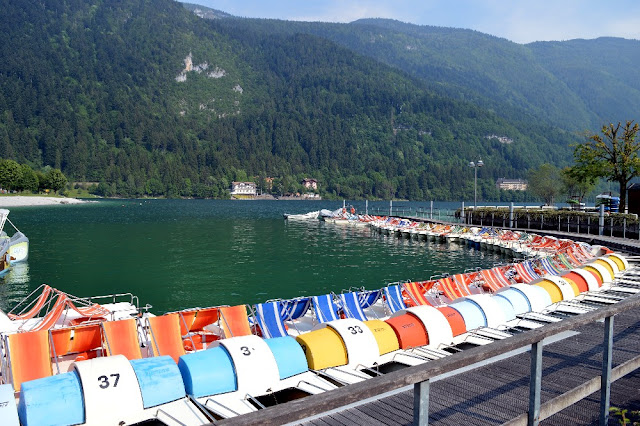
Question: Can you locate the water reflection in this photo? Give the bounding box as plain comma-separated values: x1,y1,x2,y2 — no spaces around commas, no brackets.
5,262,30,285
0,263,30,310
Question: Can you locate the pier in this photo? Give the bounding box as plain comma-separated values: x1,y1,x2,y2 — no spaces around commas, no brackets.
219,293,640,425
218,222,640,426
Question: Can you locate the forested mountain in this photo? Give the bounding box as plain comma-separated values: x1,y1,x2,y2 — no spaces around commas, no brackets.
528,38,640,129
193,12,640,131
0,0,596,200
321,19,640,131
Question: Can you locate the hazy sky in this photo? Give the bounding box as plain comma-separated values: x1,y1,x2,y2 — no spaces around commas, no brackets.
187,0,640,44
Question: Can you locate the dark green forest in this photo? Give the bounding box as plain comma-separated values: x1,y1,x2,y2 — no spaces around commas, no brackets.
221,14,639,131
1,0,629,200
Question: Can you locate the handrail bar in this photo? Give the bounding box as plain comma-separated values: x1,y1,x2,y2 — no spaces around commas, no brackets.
218,293,640,425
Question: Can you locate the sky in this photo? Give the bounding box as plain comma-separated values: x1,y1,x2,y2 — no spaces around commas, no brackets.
187,0,640,44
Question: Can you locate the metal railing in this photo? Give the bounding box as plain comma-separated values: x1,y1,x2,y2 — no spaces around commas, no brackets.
462,205,640,239
368,207,459,222
218,293,640,426
366,201,640,238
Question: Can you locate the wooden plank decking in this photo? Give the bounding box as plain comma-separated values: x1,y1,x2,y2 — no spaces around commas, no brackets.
301,300,640,425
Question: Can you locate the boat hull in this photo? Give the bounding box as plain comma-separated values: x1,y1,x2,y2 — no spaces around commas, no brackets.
9,240,29,263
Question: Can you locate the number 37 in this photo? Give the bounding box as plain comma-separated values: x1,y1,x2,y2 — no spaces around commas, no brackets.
98,373,120,389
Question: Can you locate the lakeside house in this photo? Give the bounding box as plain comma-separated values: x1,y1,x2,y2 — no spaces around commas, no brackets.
496,178,528,191
230,181,257,197
264,177,275,192
302,178,318,190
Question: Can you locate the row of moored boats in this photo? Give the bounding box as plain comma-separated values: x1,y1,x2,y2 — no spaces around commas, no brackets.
1,216,639,425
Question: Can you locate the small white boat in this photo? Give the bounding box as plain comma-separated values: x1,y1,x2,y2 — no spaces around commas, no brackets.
283,210,320,220
0,209,29,263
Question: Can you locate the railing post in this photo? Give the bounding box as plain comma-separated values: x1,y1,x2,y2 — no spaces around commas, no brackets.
600,315,614,426
430,200,433,219
588,216,591,234
610,217,613,237
623,218,626,239
414,380,430,426
509,203,514,228
599,204,605,236
528,341,543,426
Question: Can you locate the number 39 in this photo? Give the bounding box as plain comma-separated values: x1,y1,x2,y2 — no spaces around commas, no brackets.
347,326,363,334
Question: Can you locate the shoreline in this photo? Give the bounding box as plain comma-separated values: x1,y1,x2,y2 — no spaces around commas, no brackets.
0,196,92,207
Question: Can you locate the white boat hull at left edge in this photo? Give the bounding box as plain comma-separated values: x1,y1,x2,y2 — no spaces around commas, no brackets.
0,209,29,263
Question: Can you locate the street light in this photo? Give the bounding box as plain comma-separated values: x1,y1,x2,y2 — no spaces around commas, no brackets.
469,159,484,209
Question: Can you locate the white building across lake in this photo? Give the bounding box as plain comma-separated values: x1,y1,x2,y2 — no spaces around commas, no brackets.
230,182,257,196
496,178,528,191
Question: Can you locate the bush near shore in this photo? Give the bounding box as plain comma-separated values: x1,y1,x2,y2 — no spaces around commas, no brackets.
0,159,67,194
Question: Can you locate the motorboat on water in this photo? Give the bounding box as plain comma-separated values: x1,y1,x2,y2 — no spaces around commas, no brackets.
0,209,29,265
283,210,320,220
319,208,334,219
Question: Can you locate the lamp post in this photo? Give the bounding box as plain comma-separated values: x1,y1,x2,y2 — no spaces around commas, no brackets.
469,159,484,209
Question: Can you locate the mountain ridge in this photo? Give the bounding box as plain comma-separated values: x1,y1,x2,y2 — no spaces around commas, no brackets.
0,0,618,200
185,5,639,132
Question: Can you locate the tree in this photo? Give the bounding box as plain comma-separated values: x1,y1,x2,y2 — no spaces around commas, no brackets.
561,166,595,206
18,164,38,192
573,121,640,211
45,168,68,193
0,159,21,190
35,170,47,192
528,163,562,205
145,178,165,196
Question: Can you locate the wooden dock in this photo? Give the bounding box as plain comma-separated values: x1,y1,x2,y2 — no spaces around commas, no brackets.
298,225,640,425
300,305,640,425
219,224,640,426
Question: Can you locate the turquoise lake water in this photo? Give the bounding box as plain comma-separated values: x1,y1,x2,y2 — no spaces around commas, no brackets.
0,199,507,314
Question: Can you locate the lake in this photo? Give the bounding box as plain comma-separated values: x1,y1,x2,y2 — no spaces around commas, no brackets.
0,199,507,314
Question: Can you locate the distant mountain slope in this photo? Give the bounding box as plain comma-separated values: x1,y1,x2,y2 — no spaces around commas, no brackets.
182,2,233,20
342,19,595,129
0,0,576,200
318,18,640,130
343,20,640,130
528,37,640,128
190,7,639,131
